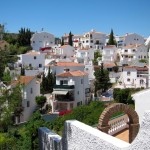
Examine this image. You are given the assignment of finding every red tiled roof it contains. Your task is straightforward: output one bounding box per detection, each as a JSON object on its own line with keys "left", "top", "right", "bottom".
{"left": 57, "top": 70, "right": 87, "bottom": 77}
{"left": 12, "top": 76, "right": 35, "bottom": 86}
{"left": 103, "top": 45, "right": 116, "bottom": 49}
{"left": 104, "top": 63, "right": 116, "bottom": 68}
{"left": 123, "top": 66, "right": 148, "bottom": 71}
{"left": 56, "top": 62, "right": 84, "bottom": 67}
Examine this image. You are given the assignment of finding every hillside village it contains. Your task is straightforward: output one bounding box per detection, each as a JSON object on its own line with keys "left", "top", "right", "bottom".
{"left": 0, "top": 26, "right": 150, "bottom": 124}
{"left": 1, "top": 25, "right": 150, "bottom": 149}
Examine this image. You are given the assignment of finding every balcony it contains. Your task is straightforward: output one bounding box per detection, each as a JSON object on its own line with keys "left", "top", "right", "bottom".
{"left": 54, "top": 93, "right": 74, "bottom": 102}
{"left": 53, "top": 85, "right": 75, "bottom": 89}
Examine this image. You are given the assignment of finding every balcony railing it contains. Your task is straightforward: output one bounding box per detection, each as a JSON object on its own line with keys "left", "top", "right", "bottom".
{"left": 53, "top": 85, "right": 75, "bottom": 89}
{"left": 108, "top": 114, "right": 129, "bottom": 135}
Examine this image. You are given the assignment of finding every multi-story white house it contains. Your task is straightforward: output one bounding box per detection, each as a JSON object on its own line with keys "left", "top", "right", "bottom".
{"left": 118, "top": 44, "right": 148, "bottom": 65}
{"left": 51, "top": 70, "right": 90, "bottom": 112}
{"left": 116, "top": 33, "right": 145, "bottom": 47}
{"left": 11, "top": 76, "right": 40, "bottom": 123}
{"left": 31, "top": 32, "right": 55, "bottom": 51}
{"left": 45, "top": 62, "right": 85, "bottom": 76}
{"left": 102, "top": 45, "right": 117, "bottom": 63}
{"left": 16, "top": 51, "right": 45, "bottom": 76}
{"left": 62, "top": 33, "right": 82, "bottom": 48}
{"left": 81, "top": 29, "right": 106, "bottom": 49}
{"left": 120, "top": 66, "right": 148, "bottom": 88}
{"left": 55, "top": 45, "right": 75, "bottom": 58}
{"left": 75, "top": 47, "right": 96, "bottom": 64}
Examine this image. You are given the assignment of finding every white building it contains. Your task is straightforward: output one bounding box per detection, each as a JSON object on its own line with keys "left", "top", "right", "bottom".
{"left": 120, "top": 66, "right": 148, "bottom": 88}
{"left": 16, "top": 51, "right": 45, "bottom": 75}
{"left": 102, "top": 45, "right": 117, "bottom": 63}
{"left": 31, "top": 32, "right": 55, "bottom": 51}
{"left": 45, "top": 62, "right": 85, "bottom": 76}
{"left": 116, "top": 33, "right": 145, "bottom": 47}
{"left": 11, "top": 76, "right": 40, "bottom": 123}
{"left": 55, "top": 45, "right": 75, "bottom": 58}
{"left": 62, "top": 33, "right": 82, "bottom": 48}
{"left": 81, "top": 29, "right": 106, "bottom": 49}
{"left": 75, "top": 47, "right": 96, "bottom": 64}
{"left": 118, "top": 44, "right": 148, "bottom": 65}
{"left": 51, "top": 70, "right": 90, "bottom": 112}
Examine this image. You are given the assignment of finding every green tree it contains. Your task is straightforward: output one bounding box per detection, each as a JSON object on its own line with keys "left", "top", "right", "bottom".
{"left": 2, "top": 70, "right": 11, "bottom": 85}
{"left": 94, "top": 63, "right": 112, "bottom": 96}
{"left": 17, "top": 28, "right": 32, "bottom": 46}
{"left": 0, "top": 48, "right": 17, "bottom": 79}
{"left": 68, "top": 31, "right": 73, "bottom": 46}
{"left": 47, "top": 67, "right": 54, "bottom": 93}
{"left": 21, "top": 66, "right": 25, "bottom": 76}
{"left": 61, "top": 37, "right": 64, "bottom": 45}
{"left": 113, "top": 88, "right": 135, "bottom": 104}
{"left": 35, "top": 96, "right": 47, "bottom": 110}
{"left": 0, "top": 85, "right": 23, "bottom": 132}
{"left": 108, "top": 29, "right": 116, "bottom": 45}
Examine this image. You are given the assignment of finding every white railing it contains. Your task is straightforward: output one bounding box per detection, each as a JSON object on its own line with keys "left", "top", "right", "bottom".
{"left": 108, "top": 114, "right": 129, "bottom": 135}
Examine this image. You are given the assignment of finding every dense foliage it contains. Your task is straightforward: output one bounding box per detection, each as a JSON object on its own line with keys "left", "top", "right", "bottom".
{"left": 50, "top": 101, "right": 105, "bottom": 134}
{"left": 41, "top": 67, "right": 55, "bottom": 94}
{"left": 94, "top": 63, "right": 112, "bottom": 96}
{"left": 0, "top": 85, "right": 23, "bottom": 132}
{"left": 113, "top": 88, "right": 143, "bottom": 104}
{"left": 35, "top": 95, "right": 47, "bottom": 110}
{"left": 0, "top": 101, "right": 105, "bottom": 149}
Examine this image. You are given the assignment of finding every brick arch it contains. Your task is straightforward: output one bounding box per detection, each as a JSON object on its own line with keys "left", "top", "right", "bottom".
{"left": 97, "top": 103, "right": 139, "bottom": 143}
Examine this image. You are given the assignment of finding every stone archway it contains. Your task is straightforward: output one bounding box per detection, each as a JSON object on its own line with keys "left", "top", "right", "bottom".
{"left": 97, "top": 103, "right": 139, "bottom": 143}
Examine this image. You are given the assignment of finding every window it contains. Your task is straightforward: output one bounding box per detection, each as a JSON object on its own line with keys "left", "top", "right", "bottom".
{"left": 140, "top": 79, "right": 144, "bottom": 85}
{"left": 90, "top": 46, "right": 92, "bottom": 48}
{"left": 39, "top": 64, "right": 42, "bottom": 68}
{"left": 81, "top": 79, "right": 83, "bottom": 84}
{"left": 29, "top": 64, "right": 32, "bottom": 67}
{"left": 86, "top": 40, "right": 89, "bottom": 43}
{"left": 127, "top": 71, "right": 130, "bottom": 76}
{"left": 34, "top": 56, "right": 36, "bottom": 59}
{"left": 83, "top": 41, "right": 85, "bottom": 43}
{"left": 85, "top": 68, "right": 88, "bottom": 71}
{"left": 30, "top": 88, "right": 33, "bottom": 94}
{"left": 144, "top": 56, "right": 146, "bottom": 58}
{"left": 33, "top": 41, "right": 35, "bottom": 43}
{"left": 77, "top": 91, "right": 79, "bottom": 95}
{"left": 133, "top": 49, "right": 136, "bottom": 52}
{"left": 60, "top": 80, "right": 68, "bottom": 85}
{"left": 90, "top": 34, "right": 92, "bottom": 38}
{"left": 91, "top": 40, "right": 93, "bottom": 43}
{"left": 125, "top": 49, "right": 128, "bottom": 52}
{"left": 127, "top": 78, "right": 130, "bottom": 82}
{"left": 27, "top": 101, "right": 30, "bottom": 107}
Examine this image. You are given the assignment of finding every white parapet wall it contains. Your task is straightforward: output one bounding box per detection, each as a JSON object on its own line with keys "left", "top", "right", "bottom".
{"left": 39, "top": 110, "right": 150, "bottom": 150}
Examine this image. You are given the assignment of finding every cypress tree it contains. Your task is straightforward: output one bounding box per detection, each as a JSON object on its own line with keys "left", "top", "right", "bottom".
{"left": 61, "top": 37, "right": 64, "bottom": 46}
{"left": 108, "top": 29, "right": 116, "bottom": 45}
{"left": 68, "top": 31, "right": 73, "bottom": 46}
{"left": 47, "top": 67, "right": 54, "bottom": 93}
{"left": 94, "top": 63, "right": 112, "bottom": 96}
{"left": 21, "top": 66, "right": 25, "bottom": 76}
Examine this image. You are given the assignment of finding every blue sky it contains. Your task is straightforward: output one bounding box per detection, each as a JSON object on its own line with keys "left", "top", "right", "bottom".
{"left": 0, "top": 0, "right": 150, "bottom": 38}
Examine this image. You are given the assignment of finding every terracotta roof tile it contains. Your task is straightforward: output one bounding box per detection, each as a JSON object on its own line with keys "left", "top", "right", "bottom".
{"left": 57, "top": 70, "right": 87, "bottom": 77}
{"left": 104, "top": 63, "right": 116, "bottom": 68}
{"left": 56, "top": 62, "right": 84, "bottom": 67}
{"left": 12, "top": 76, "right": 35, "bottom": 86}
